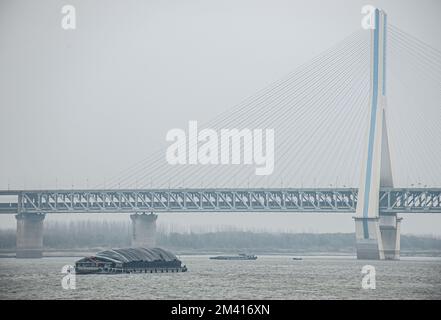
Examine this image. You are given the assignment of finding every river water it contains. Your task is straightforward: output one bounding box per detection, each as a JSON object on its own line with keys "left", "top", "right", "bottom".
{"left": 0, "top": 255, "right": 440, "bottom": 299}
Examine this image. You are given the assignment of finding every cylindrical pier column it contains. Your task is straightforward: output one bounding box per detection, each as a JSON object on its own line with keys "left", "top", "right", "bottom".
{"left": 15, "top": 212, "right": 45, "bottom": 258}
{"left": 130, "top": 212, "right": 157, "bottom": 248}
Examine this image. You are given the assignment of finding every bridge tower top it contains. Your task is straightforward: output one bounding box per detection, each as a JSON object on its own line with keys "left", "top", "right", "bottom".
{"left": 371, "top": 9, "right": 388, "bottom": 97}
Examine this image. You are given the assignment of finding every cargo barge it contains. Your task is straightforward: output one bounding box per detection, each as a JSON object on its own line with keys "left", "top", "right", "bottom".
{"left": 209, "top": 253, "right": 257, "bottom": 260}
{"left": 75, "top": 247, "right": 187, "bottom": 274}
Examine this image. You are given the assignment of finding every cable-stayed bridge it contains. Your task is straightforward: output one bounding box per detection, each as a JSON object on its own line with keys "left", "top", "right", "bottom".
{"left": 1, "top": 9, "right": 440, "bottom": 259}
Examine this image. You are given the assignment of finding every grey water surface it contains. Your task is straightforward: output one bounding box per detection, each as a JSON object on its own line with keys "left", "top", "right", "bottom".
{"left": 1, "top": 255, "right": 440, "bottom": 300}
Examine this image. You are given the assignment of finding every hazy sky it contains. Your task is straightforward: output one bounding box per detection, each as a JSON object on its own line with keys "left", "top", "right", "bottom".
{"left": 0, "top": 0, "right": 440, "bottom": 234}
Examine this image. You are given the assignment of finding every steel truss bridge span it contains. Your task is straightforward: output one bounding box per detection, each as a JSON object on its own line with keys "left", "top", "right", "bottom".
{"left": 1, "top": 188, "right": 440, "bottom": 214}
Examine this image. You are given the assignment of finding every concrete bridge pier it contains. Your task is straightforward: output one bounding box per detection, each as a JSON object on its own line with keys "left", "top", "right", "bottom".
{"left": 130, "top": 212, "right": 157, "bottom": 247}
{"left": 354, "top": 217, "right": 384, "bottom": 260}
{"left": 379, "top": 213, "right": 402, "bottom": 260}
{"left": 15, "top": 212, "right": 45, "bottom": 258}
{"left": 354, "top": 213, "right": 402, "bottom": 260}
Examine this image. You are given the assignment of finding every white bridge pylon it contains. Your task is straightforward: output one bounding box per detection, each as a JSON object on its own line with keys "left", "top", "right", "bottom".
{"left": 354, "top": 8, "right": 401, "bottom": 260}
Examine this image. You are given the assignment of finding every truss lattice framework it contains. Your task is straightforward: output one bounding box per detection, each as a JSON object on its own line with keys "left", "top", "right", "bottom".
{"left": 0, "top": 188, "right": 439, "bottom": 214}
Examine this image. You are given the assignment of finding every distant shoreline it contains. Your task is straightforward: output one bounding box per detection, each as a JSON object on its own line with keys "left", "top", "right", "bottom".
{"left": 1, "top": 230, "right": 440, "bottom": 258}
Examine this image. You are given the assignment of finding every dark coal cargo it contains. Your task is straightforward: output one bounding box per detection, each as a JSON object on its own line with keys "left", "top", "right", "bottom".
{"left": 75, "top": 247, "right": 187, "bottom": 274}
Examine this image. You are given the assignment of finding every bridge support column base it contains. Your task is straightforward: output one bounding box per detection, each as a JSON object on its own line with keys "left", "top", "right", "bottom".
{"left": 353, "top": 217, "right": 384, "bottom": 260}
{"left": 15, "top": 213, "right": 45, "bottom": 259}
{"left": 130, "top": 213, "right": 157, "bottom": 248}
{"left": 379, "top": 213, "right": 402, "bottom": 260}
{"left": 354, "top": 214, "right": 402, "bottom": 260}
